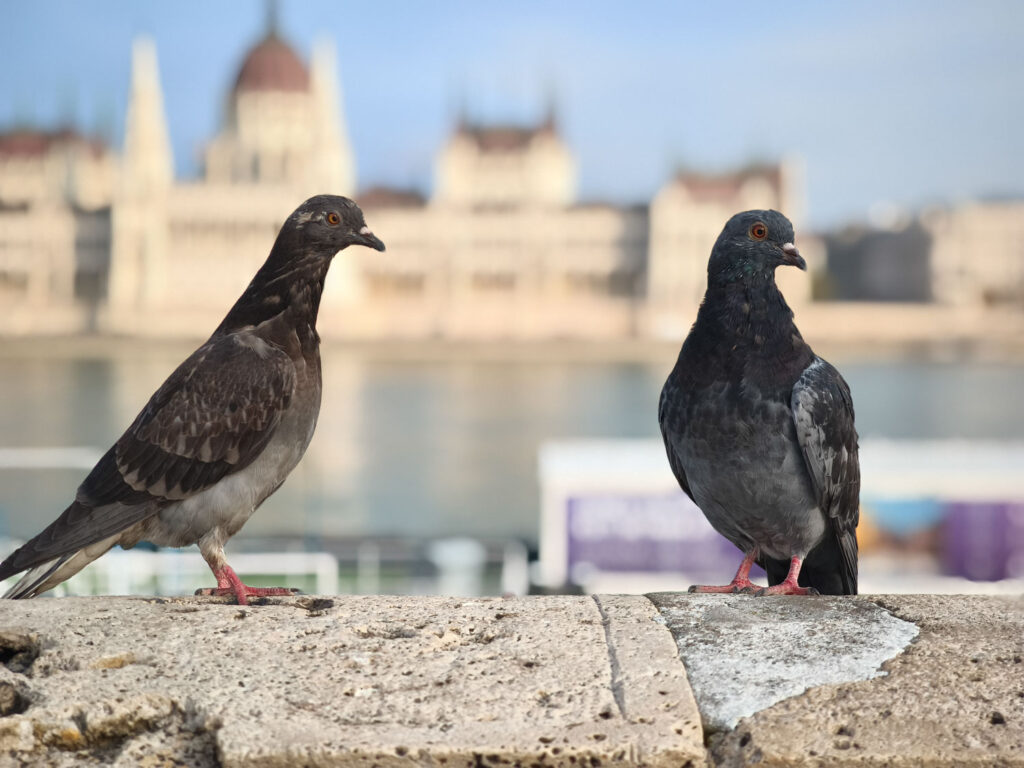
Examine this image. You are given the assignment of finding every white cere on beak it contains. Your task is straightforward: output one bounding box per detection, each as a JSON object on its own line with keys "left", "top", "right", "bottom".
{"left": 359, "top": 225, "right": 373, "bottom": 235}
{"left": 782, "top": 242, "right": 798, "bottom": 254}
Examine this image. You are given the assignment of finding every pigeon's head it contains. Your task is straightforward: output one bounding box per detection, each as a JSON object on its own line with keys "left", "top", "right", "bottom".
{"left": 285, "top": 195, "right": 386, "bottom": 256}
{"left": 708, "top": 210, "right": 804, "bottom": 284}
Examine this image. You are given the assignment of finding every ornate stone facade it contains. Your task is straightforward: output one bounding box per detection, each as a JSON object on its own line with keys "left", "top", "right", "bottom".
{"left": 102, "top": 28, "right": 356, "bottom": 336}
{"left": 0, "top": 21, "right": 815, "bottom": 339}
{"left": 0, "top": 129, "right": 113, "bottom": 333}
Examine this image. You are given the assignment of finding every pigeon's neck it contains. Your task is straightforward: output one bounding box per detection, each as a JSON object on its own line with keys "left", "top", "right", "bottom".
{"left": 697, "top": 272, "right": 806, "bottom": 355}
{"left": 215, "top": 245, "right": 332, "bottom": 350}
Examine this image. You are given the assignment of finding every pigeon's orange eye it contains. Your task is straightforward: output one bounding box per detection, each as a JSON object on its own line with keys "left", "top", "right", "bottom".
{"left": 750, "top": 222, "right": 768, "bottom": 241}
{"left": 325, "top": 212, "right": 340, "bottom": 226}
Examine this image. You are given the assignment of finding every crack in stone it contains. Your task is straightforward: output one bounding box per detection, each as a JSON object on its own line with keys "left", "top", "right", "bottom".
{"left": 590, "top": 594, "right": 627, "bottom": 718}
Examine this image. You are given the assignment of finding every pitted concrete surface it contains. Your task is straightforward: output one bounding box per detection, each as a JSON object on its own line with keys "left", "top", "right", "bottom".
{"left": 0, "top": 595, "right": 705, "bottom": 768}
{"left": 0, "top": 593, "right": 1019, "bottom": 767}
{"left": 647, "top": 593, "right": 919, "bottom": 733}
{"left": 710, "top": 594, "right": 1024, "bottom": 767}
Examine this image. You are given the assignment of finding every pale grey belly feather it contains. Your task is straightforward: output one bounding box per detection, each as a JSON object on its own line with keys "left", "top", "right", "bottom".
{"left": 679, "top": 396, "right": 826, "bottom": 560}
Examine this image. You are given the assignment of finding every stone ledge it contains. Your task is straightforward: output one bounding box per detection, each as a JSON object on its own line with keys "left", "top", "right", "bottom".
{"left": 0, "top": 594, "right": 702, "bottom": 768}
{"left": 0, "top": 594, "right": 1019, "bottom": 767}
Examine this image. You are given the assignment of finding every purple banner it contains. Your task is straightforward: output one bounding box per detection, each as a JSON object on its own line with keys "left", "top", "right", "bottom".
{"left": 566, "top": 492, "right": 763, "bottom": 582}
{"left": 942, "top": 502, "right": 1024, "bottom": 581}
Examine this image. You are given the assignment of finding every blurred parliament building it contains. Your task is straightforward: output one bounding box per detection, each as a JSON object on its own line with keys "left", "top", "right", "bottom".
{"left": 1, "top": 20, "right": 1022, "bottom": 339}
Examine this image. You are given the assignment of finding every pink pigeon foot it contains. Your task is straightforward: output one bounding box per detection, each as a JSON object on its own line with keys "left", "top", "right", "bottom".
{"left": 688, "top": 548, "right": 760, "bottom": 594}
{"left": 756, "top": 556, "right": 820, "bottom": 596}
{"left": 195, "top": 565, "right": 299, "bottom": 606}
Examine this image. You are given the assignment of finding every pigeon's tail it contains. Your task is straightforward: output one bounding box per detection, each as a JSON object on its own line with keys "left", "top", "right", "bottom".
{"left": 3, "top": 555, "right": 76, "bottom": 599}
{"left": 1, "top": 535, "right": 121, "bottom": 599}
{"left": 764, "top": 530, "right": 859, "bottom": 596}
{"left": 0, "top": 492, "right": 156, "bottom": 598}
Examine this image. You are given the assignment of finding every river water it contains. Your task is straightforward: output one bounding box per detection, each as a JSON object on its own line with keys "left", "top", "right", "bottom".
{"left": 1, "top": 341, "right": 1022, "bottom": 547}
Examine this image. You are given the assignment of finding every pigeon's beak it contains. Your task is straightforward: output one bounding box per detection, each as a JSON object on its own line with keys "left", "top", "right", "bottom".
{"left": 780, "top": 242, "right": 806, "bottom": 271}
{"left": 352, "top": 225, "right": 386, "bottom": 252}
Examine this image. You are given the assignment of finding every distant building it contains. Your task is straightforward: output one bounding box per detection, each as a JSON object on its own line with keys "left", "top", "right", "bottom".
{"left": 0, "top": 129, "right": 113, "bottom": 332}
{"left": 824, "top": 221, "right": 932, "bottom": 302}
{"left": 0, "top": 15, "right": 804, "bottom": 339}
{"left": 923, "top": 199, "right": 1024, "bottom": 307}
{"left": 355, "top": 114, "right": 648, "bottom": 338}
{"left": 818, "top": 201, "right": 1024, "bottom": 307}
{"left": 435, "top": 116, "right": 573, "bottom": 209}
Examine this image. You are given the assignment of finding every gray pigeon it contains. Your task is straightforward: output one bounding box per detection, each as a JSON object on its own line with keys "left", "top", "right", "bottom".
{"left": 0, "top": 195, "right": 385, "bottom": 604}
{"left": 659, "top": 210, "right": 859, "bottom": 595}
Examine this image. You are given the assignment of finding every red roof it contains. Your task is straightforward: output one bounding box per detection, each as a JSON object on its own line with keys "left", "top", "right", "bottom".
{"left": 457, "top": 123, "right": 549, "bottom": 152}
{"left": 234, "top": 33, "right": 309, "bottom": 93}
{"left": 0, "top": 129, "right": 107, "bottom": 159}
{"left": 674, "top": 165, "right": 782, "bottom": 204}
{"left": 359, "top": 187, "right": 427, "bottom": 209}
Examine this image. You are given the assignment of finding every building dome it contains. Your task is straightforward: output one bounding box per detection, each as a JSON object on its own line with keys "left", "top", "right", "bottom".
{"left": 234, "top": 33, "right": 309, "bottom": 93}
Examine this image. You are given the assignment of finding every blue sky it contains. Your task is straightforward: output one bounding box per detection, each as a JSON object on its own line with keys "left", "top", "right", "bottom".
{"left": 1, "top": 1, "right": 1021, "bottom": 227}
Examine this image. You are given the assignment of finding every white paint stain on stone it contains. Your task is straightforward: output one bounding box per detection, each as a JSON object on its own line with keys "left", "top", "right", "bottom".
{"left": 648, "top": 593, "right": 919, "bottom": 732}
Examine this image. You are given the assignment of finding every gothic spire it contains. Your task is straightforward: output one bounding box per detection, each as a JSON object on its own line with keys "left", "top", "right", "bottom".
{"left": 265, "top": 0, "right": 280, "bottom": 38}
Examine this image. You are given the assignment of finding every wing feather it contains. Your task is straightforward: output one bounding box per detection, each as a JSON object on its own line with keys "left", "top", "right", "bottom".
{"left": 791, "top": 357, "right": 860, "bottom": 594}
{"left": 658, "top": 380, "right": 696, "bottom": 504}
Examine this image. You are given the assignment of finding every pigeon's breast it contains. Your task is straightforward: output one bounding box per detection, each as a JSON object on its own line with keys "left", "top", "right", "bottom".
{"left": 677, "top": 384, "right": 824, "bottom": 559}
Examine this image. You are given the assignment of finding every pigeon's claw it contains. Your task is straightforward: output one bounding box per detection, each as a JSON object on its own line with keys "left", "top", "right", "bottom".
{"left": 756, "top": 582, "right": 819, "bottom": 597}
{"left": 688, "top": 577, "right": 759, "bottom": 594}
{"left": 197, "top": 564, "right": 300, "bottom": 606}
{"left": 755, "top": 556, "right": 819, "bottom": 596}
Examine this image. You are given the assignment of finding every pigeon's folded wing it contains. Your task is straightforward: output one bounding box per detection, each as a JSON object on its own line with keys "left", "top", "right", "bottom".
{"left": 658, "top": 383, "right": 695, "bottom": 504}
{"left": 0, "top": 333, "right": 295, "bottom": 576}
{"left": 109, "top": 333, "right": 295, "bottom": 502}
{"left": 791, "top": 357, "right": 860, "bottom": 593}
